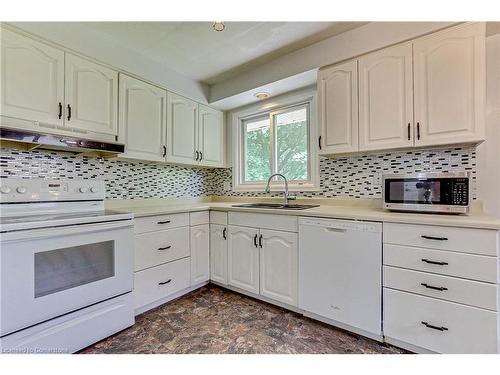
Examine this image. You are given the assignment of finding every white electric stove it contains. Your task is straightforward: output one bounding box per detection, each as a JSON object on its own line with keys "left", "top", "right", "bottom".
{"left": 0, "top": 178, "right": 135, "bottom": 354}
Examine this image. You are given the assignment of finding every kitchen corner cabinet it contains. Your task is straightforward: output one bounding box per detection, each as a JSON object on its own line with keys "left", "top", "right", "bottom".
{"left": 358, "top": 43, "right": 414, "bottom": 151}
{"left": 65, "top": 53, "right": 118, "bottom": 135}
{"left": 166, "top": 92, "right": 225, "bottom": 167}
{"left": 317, "top": 60, "right": 359, "bottom": 154}
{"left": 210, "top": 224, "right": 228, "bottom": 284}
{"left": 1, "top": 29, "right": 64, "bottom": 127}
{"left": 259, "top": 229, "right": 298, "bottom": 306}
{"left": 190, "top": 223, "right": 210, "bottom": 285}
{"left": 413, "top": 22, "right": 486, "bottom": 146}
{"left": 118, "top": 74, "right": 167, "bottom": 162}
{"left": 317, "top": 22, "right": 486, "bottom": 155}
{"left": 227, "top": 225, "right": 260, "bottom": 294}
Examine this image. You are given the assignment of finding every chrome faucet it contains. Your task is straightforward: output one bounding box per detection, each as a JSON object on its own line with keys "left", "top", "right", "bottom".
{"left": 265, "top": 173, "right": 296, "bottom": 206}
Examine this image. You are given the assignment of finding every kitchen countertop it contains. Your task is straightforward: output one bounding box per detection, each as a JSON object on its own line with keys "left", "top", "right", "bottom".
{"left": 106, "top": 198, "right": 500, "bottom": 230}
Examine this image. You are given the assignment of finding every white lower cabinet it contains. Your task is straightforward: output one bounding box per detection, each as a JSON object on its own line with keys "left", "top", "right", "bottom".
{"left": 259, "top": 229, "right": 298, "bottom": 306}
{"left": 190, "top": 224, "right": 210, "bottom": 286}
{"left": 210, "top": 224, "right": 228, "bottom": 284}
{"left": 227, "top": 225, "right": 260, "bottom": 294}
{"left": 134, "top": 258, "right": 190, "bottom": 311}
{"left": 384, "top": 289, "right": 498, "bottom": 354}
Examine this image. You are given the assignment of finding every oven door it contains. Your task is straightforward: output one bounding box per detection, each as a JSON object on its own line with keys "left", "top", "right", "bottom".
{"left": 0, "top": 220, "right": 134, "bottom": 336}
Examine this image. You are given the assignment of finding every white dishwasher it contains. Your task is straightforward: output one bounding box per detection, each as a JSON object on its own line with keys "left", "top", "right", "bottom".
{"left": 298, "top": 217, "right": 382, "bottom": 340}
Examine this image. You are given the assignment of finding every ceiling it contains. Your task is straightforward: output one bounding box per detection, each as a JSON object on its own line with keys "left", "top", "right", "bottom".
{"left": 76, "top": 22, "right": 365, "bottom": 86}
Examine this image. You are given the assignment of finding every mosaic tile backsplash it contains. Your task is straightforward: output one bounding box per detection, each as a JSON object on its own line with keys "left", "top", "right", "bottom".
{"left": 0, "top": 145, "right": 477, "bottom": 199}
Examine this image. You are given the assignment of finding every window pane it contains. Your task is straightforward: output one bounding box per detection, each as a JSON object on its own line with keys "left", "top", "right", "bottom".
{"left": 276, "top": 106, "right": 308, "bottom": 181}
{"left": 245, "top": 117, "right": 271, "bottom": 181}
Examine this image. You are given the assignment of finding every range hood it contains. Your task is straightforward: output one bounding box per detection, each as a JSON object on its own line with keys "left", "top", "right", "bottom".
{"left": 0, "top": 127, "right": 125, "bottom": 157}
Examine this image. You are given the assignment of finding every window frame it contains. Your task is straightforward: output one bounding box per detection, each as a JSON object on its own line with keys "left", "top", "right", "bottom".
{"left": 231, "top": 88, "right": 319, "bottom": 192}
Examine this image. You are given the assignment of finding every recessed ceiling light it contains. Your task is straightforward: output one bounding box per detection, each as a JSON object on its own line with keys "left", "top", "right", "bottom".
{"left": 254, "top": 92, "right": 269, "bottom": 100}
{"left": 213, "top": 21, "right": 225, "bottom": 32}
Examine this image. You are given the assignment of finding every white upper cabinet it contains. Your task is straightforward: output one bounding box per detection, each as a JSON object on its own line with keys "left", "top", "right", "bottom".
{"left": 119, "top": 74, "right": 167, "bottom": 162}
{"left": 1, "top": 29, "right": 64, "bottom": 126}
{"left": 259, "top": 229, "right": 298, "bottom": 306}
{"left": 413, "top": 22, "right": 485, "bottom": 146}
{"left": 190, "top": 224, "right": 210, "bottom": 286}
{"left": 318, "top": 60, "right": 359, "bottom": 154}
{"left": 198, "top": 104, "right": 224, "bottom": 167}
{"left": 166, "top": 92, "right": 198, "bottom": 165}
{"left": 65, "top": 53, "right": 118, "bottom": 135}
{"left": 358, "top": 43, "right": 414, "bottom": 151}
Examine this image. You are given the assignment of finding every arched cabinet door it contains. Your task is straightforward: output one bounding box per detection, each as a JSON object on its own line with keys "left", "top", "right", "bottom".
{"left": 413, "top": 22, "right": 485, "bottom": 146}
{"left": 118, "top": 74, "right": 167, "bottom": 162}
{"left": 358, "top": 43, "right": 414, "bottom": 151}
{"left": 210, "top": 224, "right": 228, "bottom": 285}
{"left": 259, "top": 229, "right": 298, "bottom": 306}
{"left": 227, "top": 225, "right": 259, "bottom": 294}
{"left": 198, "top": 104, "right": 224, "bottom": 167}
{"left": 1, "top": 29, "right": 64, "bottom": 126}
{"left": 317, "top": 60, "right": 359, "bottom": 154}
{"left": 190, "top": 224, "right": 210, "bottom": 286}
{"left": 65, "top": 53, "right": 118, "bottom": 135}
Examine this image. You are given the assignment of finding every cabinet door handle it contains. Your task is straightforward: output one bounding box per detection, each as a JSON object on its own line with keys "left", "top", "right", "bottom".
{"left": 421, "top": 258, "right": 449, "bottom": 266}
{"left": 58, "top": 102, "right": 63, "bottom": 119}
{"left": 157, "top": 220, "right": 171, "bottom": 225}
{"left": 416, "top": 122, "right": 420, "bottom": 140}
{"left": 318, "top": 136, "right": 322, "bottom": 150}
{"left": 158, "top": 245, "right": 171, "bottom": 251}
{"left": 407, "top": 123, "right": 411, "bottom": 140}
{"left": 421, "top": 321, "right": 448, "bottom": 332}
{"left": 259, "top": 234, "right": 263, "bottom": 248}
{"left": 67, "top": 104, "right": 72, "bottom": 121}
{"left": 158, "top": 279, "right": 172, "bottom": 286}
{"left": 195, "top": 151, "right": 199, "bottom": 161}
{"left": 421, "top": 235, "right": 448, "bottom": 241}
{"left": 162, "top": 145, "right": 167, "bottom": 157}
{"left": 199, "top": 151, "right": 203, "bottom": 161}
{"left": 222, "top": 227, "right": 227, "bottom": 240}
{"left": 253, "top": 234, "right": 258, "bottom": 248}
{"left": 421, "top": 283, "right": 448, "bottom": 291}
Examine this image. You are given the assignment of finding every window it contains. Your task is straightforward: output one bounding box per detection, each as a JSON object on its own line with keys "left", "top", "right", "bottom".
{"left": 233, "top": 90, "right": 318, "bottom": 191}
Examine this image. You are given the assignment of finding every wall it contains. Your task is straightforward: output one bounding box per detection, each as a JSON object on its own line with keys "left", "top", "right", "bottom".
{"left": 1, "top": 145, "right": 477, "bottom": 201}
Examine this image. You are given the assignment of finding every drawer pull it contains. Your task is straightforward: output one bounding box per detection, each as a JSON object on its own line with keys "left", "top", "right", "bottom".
{"left": 421, "top": 283, "right": 448, "bottom": 291}
{"left": 158, "top": 245, "right": 171, "bottom": 251}
{"left": 157, "top": 220, "right": 171, "bottom": 225}
{"left": 421, "top": 258, "right": 449, "bottom": 266}
{"left": 158, "top": 279, "right": 172, "bottom": 286}
{"left": 421, "top": 321, "right": 448, "bottom": 332}
{"left": 421, "top": 235, "right": 448, "bottom": 241}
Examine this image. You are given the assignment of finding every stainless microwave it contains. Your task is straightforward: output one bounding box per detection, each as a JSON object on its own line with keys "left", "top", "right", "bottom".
{"left": 382, "top": 172, "right": 471, "bottom": 214}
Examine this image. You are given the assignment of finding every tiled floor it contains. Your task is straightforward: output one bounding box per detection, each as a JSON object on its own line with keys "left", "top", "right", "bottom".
{"left": 80, "top": 285, "right": 406, "bottom": 354}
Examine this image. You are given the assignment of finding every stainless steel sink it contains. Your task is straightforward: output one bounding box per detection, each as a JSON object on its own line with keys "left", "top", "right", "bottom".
{"left": 232, "top": 203, "right": 319, "bottom": 210}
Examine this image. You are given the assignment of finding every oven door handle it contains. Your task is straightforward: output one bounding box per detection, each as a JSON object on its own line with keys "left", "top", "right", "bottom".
{"left": 0, "top": 219, "right": 133, "bottom": 242}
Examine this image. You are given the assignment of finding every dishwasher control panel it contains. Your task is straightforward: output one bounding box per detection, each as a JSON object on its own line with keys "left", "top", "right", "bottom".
{"left": 298, "top": 217, "right": 381, "bottom": 233}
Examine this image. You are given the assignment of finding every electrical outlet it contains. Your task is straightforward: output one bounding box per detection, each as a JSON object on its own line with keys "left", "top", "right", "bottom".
{"left": 372, "top": 173, "right": 381, "bottom": 186}
{"left": 223, "top": 181, "right": 231, "bottom": 191}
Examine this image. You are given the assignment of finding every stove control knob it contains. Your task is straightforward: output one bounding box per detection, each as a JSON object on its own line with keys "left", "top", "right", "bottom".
{"left": 0, "top": 186, "right": 11, "bottom": 194}
{"left": 90, "top": 187, "right": 97, "bottom": 193}
{"left": 79, "top": 187, "right": 88, "bottom": 193}
{"left": 16, "top": 186, "right": 27, "bottom": 194}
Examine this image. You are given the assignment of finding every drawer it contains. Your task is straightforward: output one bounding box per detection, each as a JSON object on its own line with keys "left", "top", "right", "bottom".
{"left": 190, "top": 211, "right": 209, "bottom": 226}
{"left": 134, "top": 213, "right": 189, "bottom": 234}
{"left": 384, "top": 266, "right": 498, "bottom": 311}
{"left": 384, "top": 244, "right": 498, "bottom": 283}
{"left": 134, "top": 258, "right": 190, "bottom": 310}
{"left": 210, "top": 211, "right": 228, "bottom": 225}
{"left": 134, "top": 227, "right": 190, "bottom": 271}
{"left": 228, "top": 212, "right": 297, "bottom": 232}
{"left": 383, "top": 222, "right": 498, "bottom": 256}
{"left": 383, "top": 288, "right": 498, "bottom": 353}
